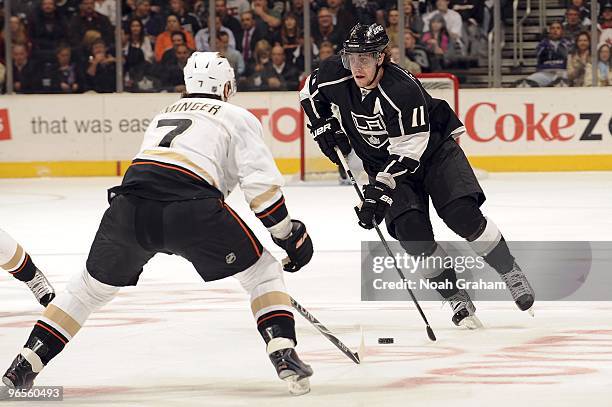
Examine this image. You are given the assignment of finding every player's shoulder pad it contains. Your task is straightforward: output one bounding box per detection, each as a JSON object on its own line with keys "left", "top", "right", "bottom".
{"left": 378, "top": 63, "right": 423, "bottom": 99}
{"left": 317, "top": 55, "right": 352, "bottom": 85}
{"left": 226, "top": 102, "right": 264, "bottom": 137}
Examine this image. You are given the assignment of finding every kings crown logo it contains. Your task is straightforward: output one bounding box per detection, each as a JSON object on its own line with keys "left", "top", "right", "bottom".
{"left": 350, "top": 112, "right": 389, "bottom": 148}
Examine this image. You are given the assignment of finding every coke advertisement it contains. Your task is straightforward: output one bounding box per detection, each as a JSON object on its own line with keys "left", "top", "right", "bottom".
{"left": 459, "top": 88, "right": 612, "bottom": 157}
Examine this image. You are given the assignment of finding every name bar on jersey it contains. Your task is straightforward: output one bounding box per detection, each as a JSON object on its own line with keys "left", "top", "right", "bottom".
{"left": 162, "top": 101, "right": 222, "bottom": 116}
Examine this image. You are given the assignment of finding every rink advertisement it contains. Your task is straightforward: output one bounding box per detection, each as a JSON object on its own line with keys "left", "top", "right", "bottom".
{"left": 459, "top": 87, "right": 612, "bottom": 171}
{"left": 361, "top": 241, "right": 612, "bottom": 301}
{"left": 0, "top": 92, "right": 302, "bottom": 177}
{"left": 0, "top": 87, "right": 611, "bottom": 177}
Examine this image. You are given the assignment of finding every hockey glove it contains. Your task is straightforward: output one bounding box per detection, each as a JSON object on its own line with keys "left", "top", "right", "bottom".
{"left": 272, "top": 220, "right": 313, "bottom": 272}
{"left": 355, "top": 181, "right": 394, "bottom": 229}
{"left": 310, "top": 117, "right": 351, "bottom": 165}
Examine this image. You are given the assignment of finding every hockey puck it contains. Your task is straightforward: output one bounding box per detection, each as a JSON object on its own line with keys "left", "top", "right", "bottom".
{"left": 378, "top": 337, "right": 394, "bottom": 344}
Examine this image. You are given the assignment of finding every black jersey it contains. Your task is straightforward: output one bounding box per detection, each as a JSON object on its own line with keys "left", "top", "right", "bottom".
{"left": 300, "top": 55, "right": 464, "bottom": 176}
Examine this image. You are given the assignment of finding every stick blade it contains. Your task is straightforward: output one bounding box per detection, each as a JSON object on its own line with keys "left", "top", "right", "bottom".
{"left": 426, "top": 326, "right": 437, "bottom": 342}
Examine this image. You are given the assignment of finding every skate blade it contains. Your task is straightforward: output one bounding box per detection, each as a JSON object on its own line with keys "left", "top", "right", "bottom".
{"left": 284, "top": 375, "right": 311, "bottom": 396}
{"left": 459, "top": 315, "right": 484, "bottom": 330}
{"left": 527, "top": 307, "right": 535, "bottom": 317}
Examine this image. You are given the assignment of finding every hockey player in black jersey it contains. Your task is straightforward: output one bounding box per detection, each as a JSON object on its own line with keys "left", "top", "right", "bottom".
{"left": 300, "top": 23, "right": 535, "bottom": 328}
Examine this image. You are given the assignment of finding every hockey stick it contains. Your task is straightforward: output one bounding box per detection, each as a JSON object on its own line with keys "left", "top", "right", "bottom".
{"left": 334, "top": 147, "right": 437, "bottom": 342}
{"left": 290, "top": 296, "right": 361, "bottom": 364}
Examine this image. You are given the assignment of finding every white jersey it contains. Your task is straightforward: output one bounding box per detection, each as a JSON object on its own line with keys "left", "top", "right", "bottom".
{"left": 122, "top": 96, "right": 285, "bottom": 219}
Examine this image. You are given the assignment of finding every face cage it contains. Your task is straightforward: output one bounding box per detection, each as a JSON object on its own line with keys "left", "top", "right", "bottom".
{"left": 340, "top": 50, "right": 382, "bottom": 70}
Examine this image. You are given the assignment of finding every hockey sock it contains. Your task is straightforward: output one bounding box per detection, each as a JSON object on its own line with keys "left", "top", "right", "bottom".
{"left": 483, "top": 237, "right": 515, "bottom": 274}
{"left": 428, "top": 267, "right": 460, "bottom": 299}
{"left": 467, "top": 217, "right": 515, "bottom": 275}
{"left": 7, "top": 253, "right": 38, "bottom": 282}
{"left": 24, "top": 321, "right": 68, "bottom": 366}
{"left": 257, "top": 310, "right": 296, "bottom": 345}
{"left": 234, "top": 251, "right": 298, "bottom": 345}
{"left": 0, "top": 228, "right": 37, "bottom": 281}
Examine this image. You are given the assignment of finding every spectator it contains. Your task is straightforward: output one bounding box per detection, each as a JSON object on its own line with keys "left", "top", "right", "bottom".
{"left": 451, "top": 0, "right": 485, "bottom": 26}
{"left": 271, "top": 13, "right": 300, "bottom": 63}
{"left": 217, "top": 31, "right": 245, "bottom": 76}
{"left": 390, "top": 45, "right": 421, "bottom": 74}
{"left": 251, "top": 0, "right": 282, "bottom": 33}
{"left": 214, "top": 0, "right": 242, "bottom": 40}
{"left": 85, "top": 38, "right": 116, "bottom": 92}
{"left": 11, "top": 0, "right": 40, "bottom": 19}
{"left": 161, "top": 31, "right": 188, "bottom": 64}
{"left": 29, "top": 0, "right": 69, "bottom": 63}
{"left": 404, "top": 30, "right": 431, "bottom": 72}
{"left": 600, "top": 2, "right": 612, "bottom": 47}
{"left": 50, "top": 44, "right": 85, "bottom": 93}
{"left": 567, "top": 0, "right": 591, "bottom": 25}
{"left": 94, "top": 0, "right": 117, "bottom": 26}
{"left": 584, "top": 43, "right": 611, "bottom": 86}
{"left": 169, "top": 0, "right": 201, "bottom": 34}
{"left": 237, "top": 11, "right": 266, "bottom": 64}
{"left": 564, "top": 6, "right": 590, "bottom": 42}
{"left": 422, "top": 0, "right": 463, "bottom": 40}
{"left": 350, "top": 0, "right": 378, "bottom": 24}
{"left": 313, "top": 7, "right": 345, "bottom": 50}
{"left": 261, "top": 44, "right": 301, "bottom": 90}
{"left": 124, "top": 0, "right": 164, "bottom": 39}
{"left": 11, "top": 44, "right": 36, "bottom": 93}
{"left": 453, "top": 0, "right": 486, "bottom": 64}
{"left": 226, "top": 0, "right": 251, "bottom": 19}
{"left": 195, "top": 15, "right": 237, "bottom": 51}
{"left": 326, "top": 0, "right": 356, "bottom": 29}
{"left": 69, "top": 0, "right": 114, "bottom": 49}
{"left": 79, "top": 29, "right": 104, "bottom": 62}
{"left": 422, "top": 14, "right": 450, "bottom": 69}
{"left": 522, "top": 21, "right": 572, "bottom": 87}
{"left": 160, "top": 43, "right": 192, "bottom": 92}
{"left": 56, "top": 0, "right": 80, "bottom": 19}
{"left": 242, "top": 39, "right": 272, "bottom": 88}
{"left": 318, "top": 41, "right": 335, "bottom": 62}
{"left": 9, "top": 16, "right": 31, "bottom": 52}
{"left": 567, "top": 31, "right": 591, "bottom": 86}
{"left": 386, "top": 8, "right": 401, "bottom": 47}
{"left": 154, "top": 14, "right": 196, "bottom": 62}
{"left": 124, "top": 18, "right": 154, "bottom": 63}
{"left": 290, "top": 0, "right": 316, "bottom": 30}
{"left": 403, "top": 0, "right": 424, "bottom": 37}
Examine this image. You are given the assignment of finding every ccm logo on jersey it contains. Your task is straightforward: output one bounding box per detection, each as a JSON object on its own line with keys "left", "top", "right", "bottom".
{"left": 351, "top": 112, "right": 389, "bottom": 148}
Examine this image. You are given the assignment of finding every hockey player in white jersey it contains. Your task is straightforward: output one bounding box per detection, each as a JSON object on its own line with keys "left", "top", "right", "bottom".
{"left": 3, "top": 52, "right": 314, "bottom": 396}
{"left": 0, "top": 227, "right": 55, "bottom": 306}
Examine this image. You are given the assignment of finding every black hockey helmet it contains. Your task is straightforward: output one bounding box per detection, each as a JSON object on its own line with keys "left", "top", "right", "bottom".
{"left": 342, "top": 23, "right": 389, "bottom": 54}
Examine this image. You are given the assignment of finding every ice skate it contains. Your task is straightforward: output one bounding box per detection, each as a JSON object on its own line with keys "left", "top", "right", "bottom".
{"left": 267, "top": 338, "right": 313, "bottom": 396}
{"left": 500, "top": 262, "right": 535, "bottom": 315}
{"left": 3, "top": 337, "right": 47, "bottom": 390}
{"left": 3, "top": 355, "right": 39, "bottom": 390}
{"left": 25, "top": 269, "right": 55, "bottom": 307}
{"left": 445, "top": 290, "right": 483, "bottom": 329}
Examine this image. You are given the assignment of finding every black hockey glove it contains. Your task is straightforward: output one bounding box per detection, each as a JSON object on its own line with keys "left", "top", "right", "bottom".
{"left": 355, "top": 182, "right": 394, "bottom": 230}
{"left": 310, "top": 117, "right": 351, "bottom": 165}
{"left": 272, "top": 220, "right": 313, "bottom": 272}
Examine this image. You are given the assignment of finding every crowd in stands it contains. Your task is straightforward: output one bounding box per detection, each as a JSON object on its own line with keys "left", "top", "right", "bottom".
{"left": 0, "top": 0, "right": 609, "bottom": 93}
{"left": 518, "top": 0, "right": 611, "bottom": 87}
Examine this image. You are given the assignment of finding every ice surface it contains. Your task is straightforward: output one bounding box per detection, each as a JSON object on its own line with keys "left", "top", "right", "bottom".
{"left": 1, "top": 173, "right": 611, "bottom": 406}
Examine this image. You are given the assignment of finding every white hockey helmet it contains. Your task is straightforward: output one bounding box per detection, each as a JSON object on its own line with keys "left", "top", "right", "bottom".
{"left": 183, "top": 52, "right": 236, "bottom": 100}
